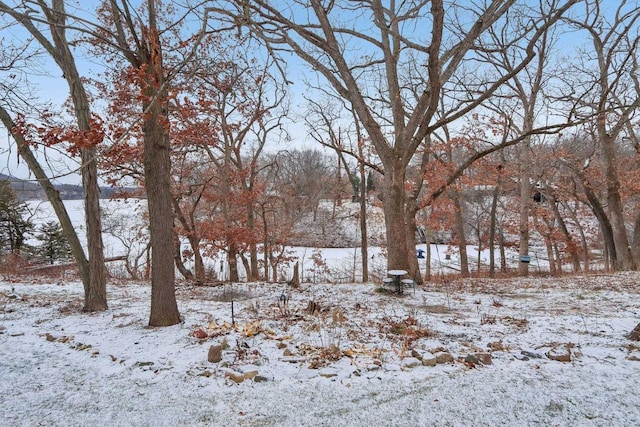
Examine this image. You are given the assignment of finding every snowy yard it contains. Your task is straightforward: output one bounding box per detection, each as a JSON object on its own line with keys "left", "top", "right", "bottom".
{"left": 1, "top": 273, "right": 640, "bottom": 426}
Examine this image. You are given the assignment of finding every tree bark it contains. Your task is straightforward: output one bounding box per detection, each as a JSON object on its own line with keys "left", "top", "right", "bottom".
{"left": 142, "top": 5, "right": 180, "bottom": 326}
{"left": 601, "top": 134, "right": 634, "bottom": 270}
{"left": 583, "top": 185, "right": 617, "bottom": 270}
{"left": 382, "top": 165, "right": 410, "bottom": 272}
{"left": 518, "top": 144, "right": 532, "bottom": 277}
{"left": 550, "top": 199, "right": 581, "bottom": 273}
{"left": 489, "top": 183, "right": 499, "bottom": 278}
{"left": 451, "top": 189, "right": 469, "bottom": 277}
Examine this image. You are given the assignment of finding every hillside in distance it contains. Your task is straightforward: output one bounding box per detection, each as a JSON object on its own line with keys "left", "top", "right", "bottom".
{"left": 0, "top": 173, "right": 137, "bottom": 200}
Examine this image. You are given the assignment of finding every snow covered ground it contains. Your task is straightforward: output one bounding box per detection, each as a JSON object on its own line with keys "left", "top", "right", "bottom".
{"left": 2, "top": 272, "right": 640, "bottom": 426}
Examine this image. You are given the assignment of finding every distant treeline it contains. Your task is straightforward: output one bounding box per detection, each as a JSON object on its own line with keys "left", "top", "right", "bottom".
{"left": 0, "top": 174, "right": 138, "bottom": 200}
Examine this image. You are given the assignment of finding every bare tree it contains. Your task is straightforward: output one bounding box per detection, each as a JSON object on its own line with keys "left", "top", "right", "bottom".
{"left": 563, "top": 1, "right": 640, "bottom": 270}
{"left": 0, "top": 0, "right": 107, "bottom": 311}
{"left": 304, "top": 96, "right": 376, "bottom": 282}
{"left": 208, "top": 0, "right": 579, "bottom": 273}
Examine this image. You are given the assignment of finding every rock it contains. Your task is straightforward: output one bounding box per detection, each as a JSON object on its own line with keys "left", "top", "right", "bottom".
{"left": 45, "top": 333, "right": 56, "bottom": 342}
{"left": 627, "top": 350, "right": 640, "bottom": 361}
{"left": 244, "top": 370, "right": 259, "bottom": 380}
{"left": 318, "top": 367, "right": 338, "bottom": 378}
{"left": 421, "top": 353, "right": 437, "bottom": 367}
{"left": 277, "top": 342, "right": 287, "bottom": 350}
{"left": 475, "top": 353, "right": 492, "bottom": 365}
{"left": 401, "top": 357, "right": 422, "bottom": 369}
{"left": 627, "top": 323, "right": 640, "bottom": 341}
{"left": 207, "top": 345, "right": 222, "bottom": 363}
{"left": 239, "top": 365, "right": 260, "bottom": 380}
{"left": 254, "top": 375, "right": 269, "bottom": 383}
{"left": 227, "top": 371, "right": 244, "bottom": 383}
{"left": 283, "top": 348, "right": 294, "bottom": 357}
{"left": 435, "top": 352, "right": 454, "bottom": 364}
{"left": 280, "top": 356, "right": 307, "bottom": 363}
{"left": 546, "top": 346, "right": 572, "bottom": 362}
{"left": 192, "top": 329, "right": 208, "bottom": 339}
{"left": 464, "top": 354, "right": 479, "bottom": 364}
{"left": 521, "top": 350, "right": 544, "bottom": 359}
{"left": 411, "top": 349, "right": 424, "bottom": 360}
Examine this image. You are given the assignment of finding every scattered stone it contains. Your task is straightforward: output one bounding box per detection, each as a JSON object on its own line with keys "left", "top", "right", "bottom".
{"left": 627, "top": 323, "right": 640, "bottom": 341}
{"left": 464, "top": 354, "right": 479, "bottom": 364}
{"left": 192, "top": 329, "right": 208, "bottom": 339}
{"left": 411, "top": 349, "right": 424, "bottom": 360}
{"left": 227, "top": 371, "right": 244, "bottom": 383}
{"left": 435, "top": 352, "right": 454, "bottom": 364}
{"left": 546, "top": 346, "right": 572, "bottom": 362}
{"left": 244, "top": 370, "right": 259, "bottom": 380}
{"left": 280, "top": 356, "right": 308, "bottom": 363}
{"left": 546, "top": 401, "right": 564, "bottom": 414}
{"left": 277, "top": 342, "right": 287, "bottom": 350}
{"left": 207, "top": 345, "right": 222, "bottom": 363}
{"left": 627, "top": 350, "right": 640, "bottom": 361}
{"left": 283, "top": 348, "right": 294, "bottom": 357}
{"left": 475, "top": 353, "right": 492, "bottom": 365}
{"left": 45, "top": 333, "right": 56, "bottom": 342}
{"left": 421, "top": 352, "right": 438, "bottom": 367}
{"left": 401, "top": 357, "right": 422, "bottom": 369}
{"left": 521, "top": 350, "right": 544, "bottom": 359}
{"left": 319, "top": 367, "right": 338, "bottom": 378}
{"left": 239, "top": 365, "right": 260, "bottom": 380}
{"left": 487, "top": 341, "right": 506, "bottom": 352}
{"left": 254, "top": 375, "right": 269, "bottom": 383}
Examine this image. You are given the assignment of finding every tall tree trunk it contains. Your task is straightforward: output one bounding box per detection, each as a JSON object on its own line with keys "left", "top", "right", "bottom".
{"left": 51, "top": 0, "right": 107, "bottom": 312}
{"left": 544, "top": 237, "right": 556, "bottom": 275}
{"left": 247, "top": 206, "right": 259, "bottom": 281}
{"left": 382, "top": 165, "right": 410, "bottom": 272}
{"left": 631, "top": 210, "right": 640, "bottom": 266}
{"left": 550, "top": 199, "right": 581, "bottom": 273}
{"left": 80, "top": 148, "right": 108, "bottom": 311}
{"left": 601, "top": 135, "right": 634, "bottom": 270}
{"left": 518, "top": 144, "right": 532, "bottom": 277}
{"left": 142, "top": 15, "right": 180, "bottom": 326}
{"left": 5, "top": 0, "right": 108, "bottom": 311}
{"left": 359, "top": 164, "right": 369, "bottom": 283}
{"left": 583, "top": 186, "right": 617, "bottom": 270}
{"left": 565, "top": 201, "right": 590, "bottom": 272}
{"left": 452, "top": 189, "right": 469, "bottom": 277}
{"left": 499, "top": 228, "right": 507, "bottom": 273}
{"left": 405, "top": 201, "right": 421, "bottom": 283}
{"left": 489, "top": 184, "right": 499, "bottom": 278}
